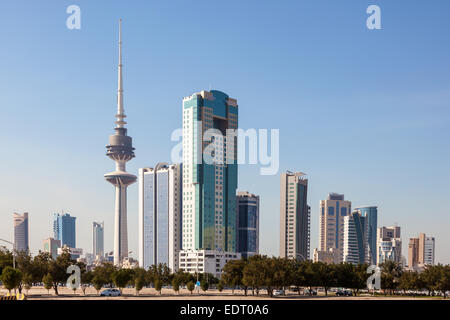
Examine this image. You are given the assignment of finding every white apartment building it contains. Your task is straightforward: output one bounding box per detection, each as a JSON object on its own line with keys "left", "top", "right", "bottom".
{"left": 138, "top": 163, "right": 182, "bottom": 272}
{"left": 179, "top": 249, "right": 241, "bottom": 279}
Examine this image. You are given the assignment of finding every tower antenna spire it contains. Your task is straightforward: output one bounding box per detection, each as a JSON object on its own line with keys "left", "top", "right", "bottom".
{"left": 116, "top": 18, "right": 126, "bottom": 128}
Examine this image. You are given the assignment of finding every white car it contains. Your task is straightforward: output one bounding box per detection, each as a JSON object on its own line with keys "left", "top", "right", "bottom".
{"left": 273, "top": 290, "right": 285, "bottom": 296}
{"left": 100, "top": 289, "right": 121, "bottom": 297}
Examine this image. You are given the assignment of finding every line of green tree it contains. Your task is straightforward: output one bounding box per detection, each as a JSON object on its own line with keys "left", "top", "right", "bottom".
{"left": 2, "top": 248, "right": 449, "bottom": 298}
{"left": 0, "top": 247, "right": 219, "bottom": 296}
{"left": 220, "top": 255, "right": 450, "bottom": 298}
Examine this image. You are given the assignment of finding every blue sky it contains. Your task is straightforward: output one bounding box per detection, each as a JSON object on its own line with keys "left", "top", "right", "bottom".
{"left": 0, "top": 1, "right": 449, "bottom": 264}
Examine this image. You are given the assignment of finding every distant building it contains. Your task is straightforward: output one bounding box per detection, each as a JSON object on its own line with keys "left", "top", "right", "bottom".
{"left": 343, "top": 210, "right": 368, "bottom": 265}
{"left": 93, "top": 221, "right": 104, "bottom": 258}
{"left": 409, "top": 233, "right": 435, "bottom": 270}
{"left": 236, "top": 191, "right": 260, "bottom": 258}
{"left": 42, "top": 237, "right": 61, "bottom": 259}
{"left": 13, "top": 212, "right": 29, "bottom": 253}
{"left": 355, "top": 206, "right": 378, "bottom": 265}
{"left": 138, "top": 163, "right": 182, "bottom": 272}
{"left": 318, "top": 193, "right": 351, "bottom": 263}
{"left": 53, "top": 213, "right": 76, "bottom": 248}
{"left": 280, "top": 171, "right": 310, "bottom": 261}
{"left": 179, "top": 250, "right": 241, "bottom": 279}
{"left": 313, "top": 248, "right": 339, "bottom": 264}
{"left": 58, "top": 245, "right": 83, "bottom": 260}
{"left": 377, "top": 226, "right": 402, "bottom": 265}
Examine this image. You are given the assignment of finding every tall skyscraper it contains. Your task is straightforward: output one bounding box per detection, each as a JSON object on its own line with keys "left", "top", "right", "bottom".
{"left": 42, "top": 237, "right": 61, "bottom": 259}
{"left": 343, "top": 210, "right": 368, "bottom": 265}
{"left": 317, "top": 193, "right": 351, "bottom": 263}
{"left": 181, "top": 90, "right": 238, "bottom": 252}
{"left": 93, "top": 222, "right": 104, "bottom": 258}
{"left": 377, "top": 226, "right": 402, "bottom": 265}
{"left": 13, "top": 212, "right": 29, "bottom": 253}
{"left": 53, "top": 213, "right": 76, "bottom": 248}
{"left": 236, "top": 191, "right": 260, "bottom": 258}
{"left": 355, "top": 206, "right": 378, "bottom": 265}
{"left": 409, "top": 233, "right": 435, "bottom": 269}
{"left": 280, "top": 171, "right": 310, "bottom": 261}
{"left": 104, "top": 20, "right": 137, "bottom": 266}
{"left": 179, "top": 90, "right": 240, "bottom": 277}
{"left": 138, "top": 163, "right": 182, "bottom": 271}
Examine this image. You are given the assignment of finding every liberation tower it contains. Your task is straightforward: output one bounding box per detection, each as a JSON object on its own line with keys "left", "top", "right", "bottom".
{"left": 104, "top": 19, "right": 136, "bottom": 266}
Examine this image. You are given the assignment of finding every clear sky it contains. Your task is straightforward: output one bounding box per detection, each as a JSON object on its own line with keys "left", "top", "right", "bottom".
{"left": 0, "top": 0, "right": 449, "bottom": 264}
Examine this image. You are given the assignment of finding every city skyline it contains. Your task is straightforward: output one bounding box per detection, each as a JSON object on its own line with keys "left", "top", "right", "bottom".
{"left": 1, "top": 1, "right": 449, "bottom": 264}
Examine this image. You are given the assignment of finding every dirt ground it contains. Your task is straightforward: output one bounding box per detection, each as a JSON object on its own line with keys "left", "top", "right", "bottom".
{"left": 0, "top": 286, "right": 443, "bottom": 300}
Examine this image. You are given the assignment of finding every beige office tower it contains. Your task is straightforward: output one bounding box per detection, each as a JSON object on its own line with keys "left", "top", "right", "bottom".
{"left": 377, "top": 226, "right": 402, "bottom": 265}
{"left": 317, "top": 193, "right": 351, "bottom": 263}
{"left": 280, "top": 171, "right": 310, "bottom": 261}
{"left": 408, "top": 232, "right": 435, "bottom": 270}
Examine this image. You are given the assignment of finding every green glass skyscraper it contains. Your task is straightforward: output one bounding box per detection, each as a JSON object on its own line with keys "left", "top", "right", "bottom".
{"left": 181, "top": 90, "right": 238, "bottom": 252}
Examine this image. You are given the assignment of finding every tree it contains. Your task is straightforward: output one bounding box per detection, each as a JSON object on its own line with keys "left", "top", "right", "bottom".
{"left": 1, "top": 266, "right": 22, "bottom": 294}
{"left": 315, "top": 262, "right": 336, "bottom": 296}
{"left": 222, "top": 259, "right": 245, "bottom": 294}
{"left": 217, "top": 281, "right": 224, "bottom": 293}
{"left": 81, "top": 270, "right": 93, "bottom": 295}
{"left": 201, "top": 280, "right": 209, "bottom": 293}
{"left": 112, "top": 269, "right": 133, "bottom": 294}
{"left": 380, "top": 261, "right": 403, "bottom": 295}
{"left": 421, "top": 264, "right": 441, "bottom": 295}
{"left": 154, "top": 279, "right": 163, "bottom": 295}
{"left": 172, "top": 277, "right": 180, "bottom": 295}
{"left": 187, "top": 281, "right": 195, "bottom": 294}
{"left": 92, "top": 275, "right": 104, "bottom": 295}
{"left": 48, "top": 248, "right": 74, "bottom": 295}
{"left": 0, "top": 247, "right": 13, "bottom": 276}
{"left": 42, "top": 273, "right": 53, "bottom": 295}
{"left": 438, "top": 265, "right": 450, "bottom": 299}
{"left": 22, "top": 273, "right": 33, "bottom": 295}
{"left": 135, "top": 275, "right": 145, "bottom": 296}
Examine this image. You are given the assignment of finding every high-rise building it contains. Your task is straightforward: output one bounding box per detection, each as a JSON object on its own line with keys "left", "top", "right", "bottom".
{"left": 343, "top": 210, "right": 368, "bottom": 265}
{"left": 377, "top": 226, "right": 402, "bottom": 265}
{"left": 93, "top": 222, "right": 104, "bottom": 258}
{"left": 280, "top": 171, "right": 310, "bottom": 261}
{"left": 104, "top": 20, "right": 137, "bottom": 266}
{"left": 423, "top": 235, "right": 435, "bottom": 266}
{"left": 138, "top": 163, "right": 182, "bottom": 271}
{"left": 53, "top": 213, "right": 76, "bottom": 248}
{"left": 179, "top": 90, "right": 239, "bottom": 277}
{"left": 408, "top": 237, "right": 420, "bottom": 269}
{"left": 42, "top": 237, "right": 61, "bottom": 259}
{"left": 317, "top": 193, "right": 351, "bottom": 263}
{"left": 409, "top": 233, "right": 435, "bottom": 269}
{"left": 355, "top": 206, "right": 378, "bottom": 265}
{"left": 13, "top": 212, "right": 29, "bottom": 253}
{"left": 236, "top": 191, "right": 260, "bottom": 258}
{"left": 181, "top": 90, "right": 238, "bottom": 252}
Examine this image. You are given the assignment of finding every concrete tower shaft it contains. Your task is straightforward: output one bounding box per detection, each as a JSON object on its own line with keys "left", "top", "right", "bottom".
{"left": 104, "top": 19, "right": 136, "bottom": 266}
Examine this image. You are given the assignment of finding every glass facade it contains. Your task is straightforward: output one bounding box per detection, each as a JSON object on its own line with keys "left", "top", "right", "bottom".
{"left": 356, "top": 206, "right": 378, "bottom": 265}
{"left": 157, "top": 171, "right": 169, "bottom": 265}
{"left": 53, "top": 213, "right": 76, "bottom": 248}
{"left": 237, "top": 193, "right": 259, "bottom": 258}
{"left": 182, "top": 90, "right": 238, "bottom": 252}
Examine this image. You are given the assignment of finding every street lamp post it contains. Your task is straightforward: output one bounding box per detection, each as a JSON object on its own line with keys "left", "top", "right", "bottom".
{"left": 0, "top": 238, "right": 15, "bottom": 268}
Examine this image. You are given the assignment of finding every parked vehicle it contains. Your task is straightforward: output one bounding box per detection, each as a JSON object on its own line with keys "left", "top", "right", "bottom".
{"left": 336, "top": 289, "right": 352, "bottom": 297}
{"left": 305, "top": 289, "right": 317, "bottom": 296}
{"left": 273, "top": 289, "right": 285, "bottom": 296}
{"left": 100, "top": 289, "right": 121, "bottom": 297}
